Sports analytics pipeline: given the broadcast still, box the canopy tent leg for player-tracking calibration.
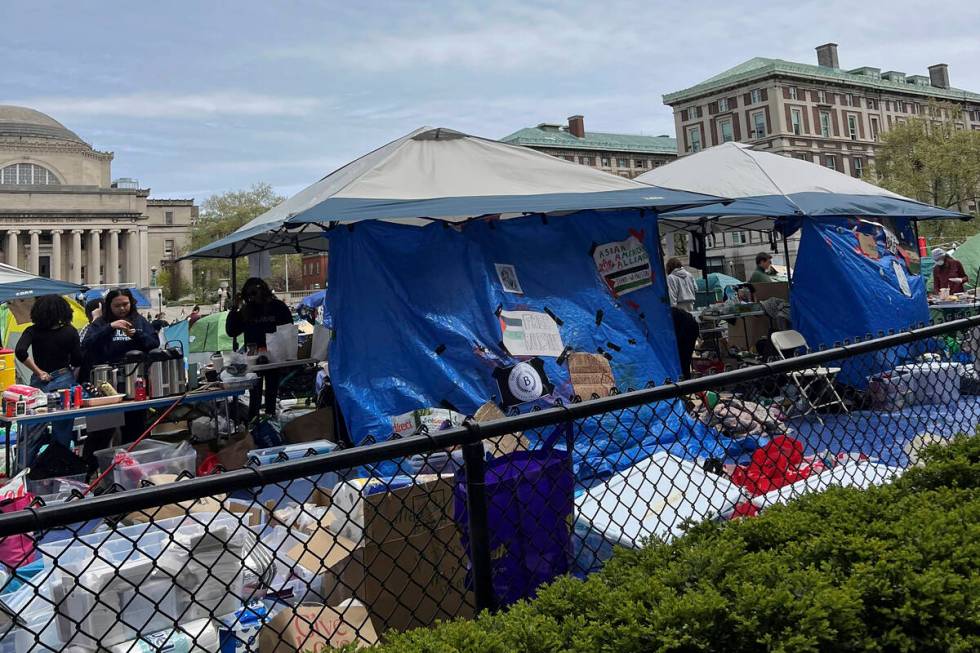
[230,245,238,351]
[782,231,793,289]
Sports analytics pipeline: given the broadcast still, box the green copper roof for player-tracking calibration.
[500,126,677,155]
[663,57,980,104]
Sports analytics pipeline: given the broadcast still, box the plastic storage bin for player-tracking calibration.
[892,362,963,406]
[38,515,249,649]
[247,439,336,466]
[101,441,196,490]
[94,438,176,474]
[26,474,88,504]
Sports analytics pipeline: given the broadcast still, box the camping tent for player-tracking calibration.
[0,296,88,383]
[637,143,966,386]
[189,311,233,353]
[82,286,152,309]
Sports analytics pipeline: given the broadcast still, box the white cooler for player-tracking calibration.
[891,362,964,406]
[572,452,745,574]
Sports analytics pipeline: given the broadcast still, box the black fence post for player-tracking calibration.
[461,439,495,613]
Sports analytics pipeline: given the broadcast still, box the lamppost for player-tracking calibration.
[150,265,158,287]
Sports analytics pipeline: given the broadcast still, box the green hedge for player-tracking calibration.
[375,437,980,652]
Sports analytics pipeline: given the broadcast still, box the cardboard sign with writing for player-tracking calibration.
[259,601,377,652]
[499,310,564,358]
[593,235,653,296]
[567,352,616,399]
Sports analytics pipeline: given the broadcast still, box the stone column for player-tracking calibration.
[107,229,120,285]
[87,229,102,286]
[70,230,83,284]
[28,230,41,275]
[127,229,139,285]
[6,230,19,269]
[50,230,63,280]
[138,228,150,287]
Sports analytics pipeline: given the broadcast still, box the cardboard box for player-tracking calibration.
[258,600,377,652]
[124,475,265,526]
[283,407,336,444]
[287,477,473,633]
[753,281,789,302]
[725,315,772,353]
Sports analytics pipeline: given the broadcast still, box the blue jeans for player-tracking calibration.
[28,369,76,464]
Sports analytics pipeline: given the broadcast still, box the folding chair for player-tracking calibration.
[770,330,849,424]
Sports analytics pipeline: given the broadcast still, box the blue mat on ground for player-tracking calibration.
[791,396,980,468]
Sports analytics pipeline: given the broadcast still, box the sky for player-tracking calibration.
[3,0,979,202]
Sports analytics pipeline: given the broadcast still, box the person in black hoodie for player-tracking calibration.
[80,288,160,471]
[226,277,293,419]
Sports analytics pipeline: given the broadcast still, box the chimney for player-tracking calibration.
[816,43,839,69]
[928,63,950,89]
[567,115,585,138]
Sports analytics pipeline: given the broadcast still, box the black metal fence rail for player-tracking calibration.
[0,314,978,651]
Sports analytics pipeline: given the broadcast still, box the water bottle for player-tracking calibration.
[134,376,147,401]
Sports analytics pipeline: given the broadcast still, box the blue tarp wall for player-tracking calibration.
[327,209,759,484]
[791,217,929,387]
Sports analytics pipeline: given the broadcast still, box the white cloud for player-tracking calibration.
[3,92,324,119]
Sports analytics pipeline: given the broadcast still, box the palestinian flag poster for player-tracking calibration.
[499,310,564,358]
[593,233,653,296]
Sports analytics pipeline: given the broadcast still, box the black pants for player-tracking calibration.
[671,307,699,380]
[82,409,148,475]
[248,370,281,421]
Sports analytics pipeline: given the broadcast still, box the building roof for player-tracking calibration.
[0,105,89,146]
[500,125,677,155]
[663,57,980,104]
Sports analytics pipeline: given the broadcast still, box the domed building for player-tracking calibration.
[0,105,195,288]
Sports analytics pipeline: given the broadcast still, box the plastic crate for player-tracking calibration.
[247,439,337,466]
[94,438,176,474]
[38,515,248,649]
[111,443,197,490]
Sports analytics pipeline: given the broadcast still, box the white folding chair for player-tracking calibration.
[770,330,849,424]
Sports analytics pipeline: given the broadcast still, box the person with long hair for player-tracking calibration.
[15,295,82,457]
[226,277,293,419]
[80,288,159,469]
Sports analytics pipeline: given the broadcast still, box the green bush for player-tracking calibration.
[375,437,980,652]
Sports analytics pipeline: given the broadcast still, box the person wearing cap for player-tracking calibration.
[748,252,777,284]
[932,248,969,294]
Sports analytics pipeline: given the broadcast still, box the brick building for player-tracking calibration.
[663,43,980,183]
[501,115,677,178]
[301,253,327,290]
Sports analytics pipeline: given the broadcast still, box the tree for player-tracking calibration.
[873,101,980,242]
[191,183,285,298]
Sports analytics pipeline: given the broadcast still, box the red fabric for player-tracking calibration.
[731,436,819,496]
[198,453,221,476]
[731,502,759,519]
[933,258,967,293]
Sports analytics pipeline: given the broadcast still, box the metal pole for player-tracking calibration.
[782,230,793,289]
[461,439,495,613]
[230,245,238,351]
[284,254,289,293]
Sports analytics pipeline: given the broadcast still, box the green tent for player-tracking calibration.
[189,311,234,353]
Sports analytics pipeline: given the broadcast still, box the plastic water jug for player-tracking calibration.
[0,349,15,393]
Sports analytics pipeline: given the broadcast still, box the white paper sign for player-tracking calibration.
[495,263,524,294]
[593,236,653,296]
[893,260,912,297]
[499,310,564,358]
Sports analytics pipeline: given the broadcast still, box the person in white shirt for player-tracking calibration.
[666,258,698,312]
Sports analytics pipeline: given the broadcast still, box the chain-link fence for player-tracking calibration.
[1,315,980,651]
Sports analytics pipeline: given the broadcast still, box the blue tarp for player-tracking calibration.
[82,286,152,309]
[791,218,929,387]
[327,209,751,482]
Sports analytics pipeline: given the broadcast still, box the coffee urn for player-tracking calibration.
[164,342,187,394]
[116,351,146,399]
[146,349,172,398]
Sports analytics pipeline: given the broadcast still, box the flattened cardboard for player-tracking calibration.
[258,600,377,652]
[283,407,336,444]
[567,352,616,399]
[473,401,528,457]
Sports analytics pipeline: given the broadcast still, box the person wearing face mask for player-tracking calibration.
[931,248,969,294]
[226,277,293,420]
[80,288,160,471]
